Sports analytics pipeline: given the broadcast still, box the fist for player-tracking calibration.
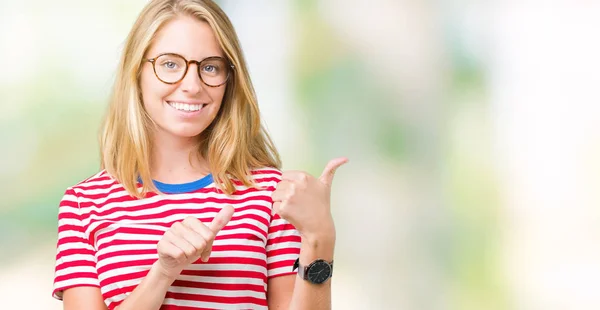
[271,157,348,240]
[155,205,234,279]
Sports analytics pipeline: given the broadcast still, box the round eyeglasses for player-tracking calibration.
[144,53,234,87]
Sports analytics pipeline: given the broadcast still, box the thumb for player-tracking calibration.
[208,205,235,233]
[318,157,348,186]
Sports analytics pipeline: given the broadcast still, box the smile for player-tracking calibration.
[167,101,207,112]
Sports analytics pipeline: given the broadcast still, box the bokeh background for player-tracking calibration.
[1,0,600,309]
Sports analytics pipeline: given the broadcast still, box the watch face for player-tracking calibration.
[307,260,332,284]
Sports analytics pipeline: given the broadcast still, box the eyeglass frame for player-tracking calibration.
[143,52,235,87]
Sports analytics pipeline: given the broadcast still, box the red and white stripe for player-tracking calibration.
[53,168,301,309]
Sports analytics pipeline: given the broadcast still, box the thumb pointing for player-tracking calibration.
[209,205,235,233]
[319,157,348,186]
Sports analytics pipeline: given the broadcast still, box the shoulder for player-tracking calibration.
[249,166,282,184]
[58,170,124,218]
[57,170,117,215]
[65,170,119,197]
[229,167,282,193]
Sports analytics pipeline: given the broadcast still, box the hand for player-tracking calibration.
[154,205,235,280]
[271,157,348,242]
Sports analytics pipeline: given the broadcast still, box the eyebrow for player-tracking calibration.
[150,52,225,59]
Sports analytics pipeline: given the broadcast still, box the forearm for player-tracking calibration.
[289,233,335,310]
[115,262,176,310]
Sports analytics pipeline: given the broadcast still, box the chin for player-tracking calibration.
[174,128,206,138]
[175,131,203,138]
[160,124,209,139]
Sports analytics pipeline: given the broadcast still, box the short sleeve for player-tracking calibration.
[266,214,302,279]
[52,187,100,300]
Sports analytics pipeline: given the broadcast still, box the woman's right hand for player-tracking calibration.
[154,205,235,280]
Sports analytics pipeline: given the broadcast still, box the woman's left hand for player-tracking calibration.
[271,157,348,242]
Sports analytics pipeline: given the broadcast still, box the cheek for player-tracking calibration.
[140,70,171,108]
[208,88,227,112]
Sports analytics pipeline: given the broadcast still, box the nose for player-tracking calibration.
[179,62,204,94]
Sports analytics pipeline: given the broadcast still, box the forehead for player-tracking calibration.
[147,15,223,59]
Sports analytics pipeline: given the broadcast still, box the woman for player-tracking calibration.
[52,0,346,309]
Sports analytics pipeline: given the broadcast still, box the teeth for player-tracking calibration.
[168,102,203,112]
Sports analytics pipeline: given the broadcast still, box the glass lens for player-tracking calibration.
[199,57,229,86]
[154,54,187,83]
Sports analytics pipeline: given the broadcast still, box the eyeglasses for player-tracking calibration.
[144,53,234,87]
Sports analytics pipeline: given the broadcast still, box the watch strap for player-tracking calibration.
[292,258,334,281]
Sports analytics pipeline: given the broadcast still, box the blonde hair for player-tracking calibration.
[100,0,281,198]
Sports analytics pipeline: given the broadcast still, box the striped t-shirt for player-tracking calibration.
[52,168,301,309]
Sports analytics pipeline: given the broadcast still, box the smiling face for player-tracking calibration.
[140,15,228,141]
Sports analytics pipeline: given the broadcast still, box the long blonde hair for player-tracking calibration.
[100,0,281,198]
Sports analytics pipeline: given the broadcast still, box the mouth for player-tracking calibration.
[166,101,207,113]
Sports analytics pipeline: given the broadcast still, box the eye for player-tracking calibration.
[163,61,179,70]
[203,64,217,73]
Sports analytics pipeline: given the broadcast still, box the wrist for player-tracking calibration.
[150,261,179,286]
[302,231,336,249]
[300,227,336,263]
[302,219,336,248]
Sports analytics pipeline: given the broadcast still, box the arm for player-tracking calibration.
[267,232,335,310]
[63,263,174,310]
[289,234,335,310]
[270,157,347,310]
[112,262,177,310]
[63,206,235,310]
[63,287,107,310]
[54,187,106,310]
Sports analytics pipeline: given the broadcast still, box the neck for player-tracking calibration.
[150,131,210,184]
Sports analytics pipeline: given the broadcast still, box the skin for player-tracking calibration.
[140,15,226,184]
[62,15,346,310]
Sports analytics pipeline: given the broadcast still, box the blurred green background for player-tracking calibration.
[1,1,600,309]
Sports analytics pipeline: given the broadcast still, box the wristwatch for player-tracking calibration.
[293,258,334,284]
